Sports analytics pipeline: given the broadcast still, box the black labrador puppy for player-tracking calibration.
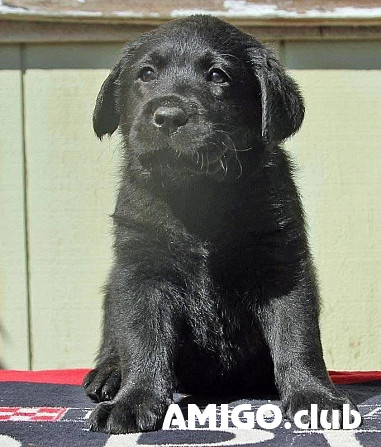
[84,15,355,433]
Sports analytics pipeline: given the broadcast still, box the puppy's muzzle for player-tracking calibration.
[153,106,188,133]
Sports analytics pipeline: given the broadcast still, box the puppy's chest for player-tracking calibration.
[164,183,272,241]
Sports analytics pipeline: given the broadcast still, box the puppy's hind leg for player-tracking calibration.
[83,290,121,402]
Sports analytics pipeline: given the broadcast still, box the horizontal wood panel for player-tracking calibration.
[1,19,381,44]
[285,40,381,69]
[2,0,381,23]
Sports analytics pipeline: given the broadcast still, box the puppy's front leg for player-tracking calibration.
[257,270,356,424]
[89,271,179,434]
[83,291,121,403]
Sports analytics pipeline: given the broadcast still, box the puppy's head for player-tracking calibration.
[93,15,304,179]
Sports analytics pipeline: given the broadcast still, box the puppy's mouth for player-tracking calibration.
[135,139,246,182]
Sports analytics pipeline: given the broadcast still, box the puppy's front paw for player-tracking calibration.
[283,389,359,428]
[89,390,170,434]
[83,361,121,402]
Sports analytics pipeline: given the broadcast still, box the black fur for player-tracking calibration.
[84,15,355,433]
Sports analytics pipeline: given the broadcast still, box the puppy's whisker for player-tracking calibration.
[212,122,242,133]
[219,156,228,176]
[234,152,243,179]
[221,135,243,178]
[212,123,233,128]
[220,140,231,158]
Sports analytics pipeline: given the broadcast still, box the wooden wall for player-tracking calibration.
[0,39,380,370]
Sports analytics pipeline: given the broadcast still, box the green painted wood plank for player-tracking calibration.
[24,45,122,369]
[285,70,381,370]
[0,45,30,369]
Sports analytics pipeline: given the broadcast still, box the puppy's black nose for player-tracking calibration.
[153,107,188,132]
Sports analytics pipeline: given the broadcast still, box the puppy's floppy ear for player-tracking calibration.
[93,62,121,139]
[93,40,143,139]
[248,46,305,143]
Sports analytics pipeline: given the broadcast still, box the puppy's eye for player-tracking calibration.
[208,68,229,84]
[139,67,156,82]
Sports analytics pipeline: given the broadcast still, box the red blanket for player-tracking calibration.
[0,368,380,385]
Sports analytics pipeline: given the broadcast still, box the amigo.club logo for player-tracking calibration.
[163,403,362,431]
